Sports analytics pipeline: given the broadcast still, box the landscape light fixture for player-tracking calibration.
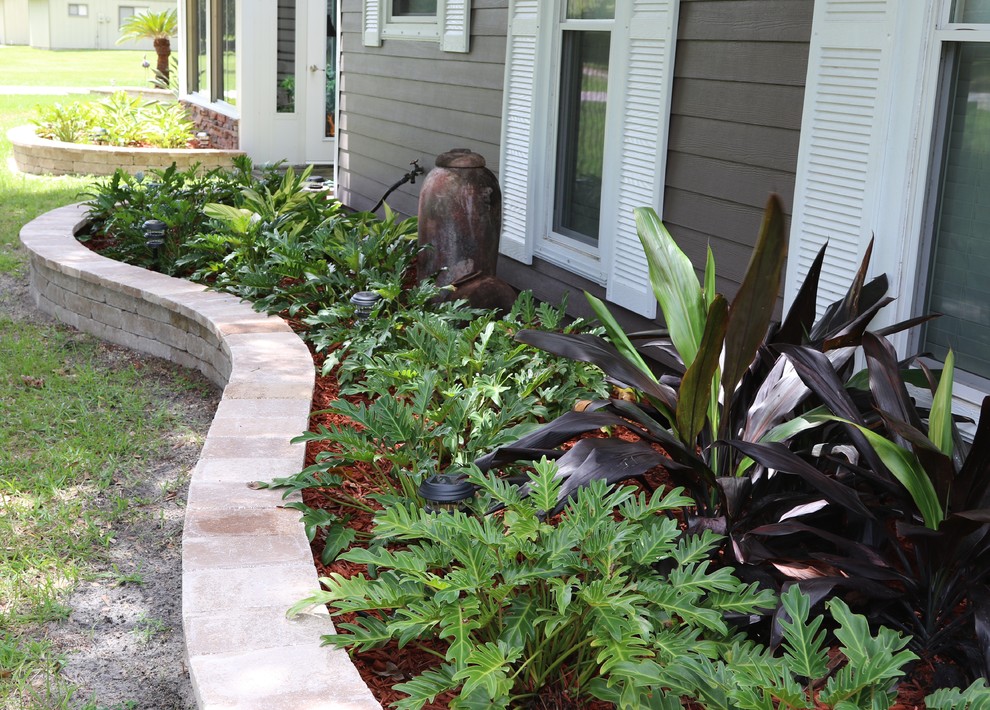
[91,127,109,145]
[195,131,211,147]
[349,291,381,320]
[303,175,330,193]
[142,219,167,269]
[418,473,475,514]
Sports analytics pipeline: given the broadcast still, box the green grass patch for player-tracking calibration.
[0,47,152,88]
[0,94,99,274]
[0,318,206,707]
[0,80,208,707]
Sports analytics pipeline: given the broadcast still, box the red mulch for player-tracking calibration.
[300,359,942,709]
[73,237,943,707]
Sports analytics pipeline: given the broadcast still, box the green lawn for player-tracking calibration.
[0,70,210,707]
[0,93,98,272]
[0,46,152,87]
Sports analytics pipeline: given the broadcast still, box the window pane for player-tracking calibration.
[553,30,609,245]
[566,0,614,20]
[951,0,990,22]
[221,0,236,104]
[392,0,436,16]
[276,0,295,113]
[924,43,990,378]
[190,0,208,94]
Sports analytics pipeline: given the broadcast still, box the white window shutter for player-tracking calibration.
[363,0,382,47]
[498,0,540,265]
[786,0,898,312]
[603,0,679,320]
[440,0,471,53]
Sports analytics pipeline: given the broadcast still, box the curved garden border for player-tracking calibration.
[20,203,381,710]
[8,125,244,177]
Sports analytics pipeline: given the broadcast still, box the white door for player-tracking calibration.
[305,0,337,164]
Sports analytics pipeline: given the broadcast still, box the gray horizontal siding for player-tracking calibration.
[336,0,811,328]
[664,0,812,303]
[336,0,507,216]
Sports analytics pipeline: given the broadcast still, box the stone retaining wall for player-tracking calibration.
[8,125,244,177]
[20,203,381,710]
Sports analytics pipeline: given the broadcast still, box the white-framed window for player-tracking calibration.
[917,3,990,387]
[118,6,149,29]
[68,4,88,16]
[363,0,470,52]
[498,0,680,318]
[185,0,236,106]
[788,0,990,417]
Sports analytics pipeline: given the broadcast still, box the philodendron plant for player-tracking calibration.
[290,462,775,709]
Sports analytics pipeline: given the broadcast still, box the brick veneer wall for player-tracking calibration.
[181,102,240,150]
[20,203,382,710]
[8,125,244,177]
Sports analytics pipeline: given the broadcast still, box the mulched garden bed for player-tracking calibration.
[295,349,935,709]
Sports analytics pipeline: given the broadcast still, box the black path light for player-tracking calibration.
[349,291,381,319]
[142,219,167,270]
[304,175,328,192]
[418,472,476,514]
[91,127,109,145]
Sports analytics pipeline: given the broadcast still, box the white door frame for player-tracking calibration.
[305,0,338,164]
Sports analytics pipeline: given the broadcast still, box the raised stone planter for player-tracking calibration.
[20,203,381,710]
[8,125,245,177]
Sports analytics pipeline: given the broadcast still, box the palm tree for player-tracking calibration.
[117,10,178,87]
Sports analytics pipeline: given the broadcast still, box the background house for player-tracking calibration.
[0,0,176,50]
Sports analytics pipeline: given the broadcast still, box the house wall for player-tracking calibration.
[664,0,811,301]
[503,0,813,328]
[335,0,812,329]
[26,0,48,47]
[335,0,507,216]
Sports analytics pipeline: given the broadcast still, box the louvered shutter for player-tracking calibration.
[498,0,540,264]
[785,0,898,310]
[363,0,382,47]
[440,0,471,53]
[603,0,678,319]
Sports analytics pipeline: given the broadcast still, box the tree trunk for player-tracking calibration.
[154,37,171,87]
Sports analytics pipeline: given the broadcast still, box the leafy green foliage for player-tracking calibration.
[32,101,92,143]
[291,464,775,708]
[81,161,245,273]
[286,295,609,516]
[664,586,916,710]
[33,91,194,148]
[926,679,990,709]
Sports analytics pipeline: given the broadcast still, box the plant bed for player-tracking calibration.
[71,163,990,708]
[8,124,243,177]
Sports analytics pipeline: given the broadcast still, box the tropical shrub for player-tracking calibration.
[747,334,990,683]
[290,464,776,709]
[116,9,177,86]
[478,197,915,546]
